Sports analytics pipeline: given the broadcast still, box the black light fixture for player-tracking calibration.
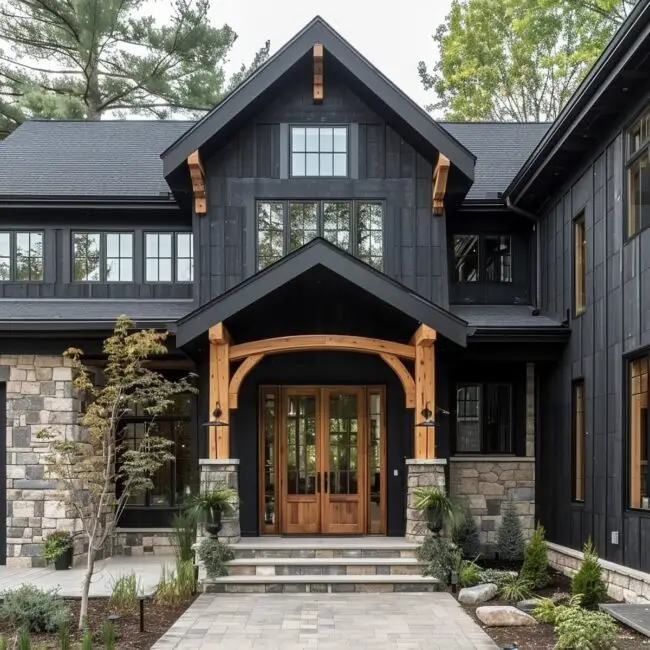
[416,402,437,428]
[203,402,228,427]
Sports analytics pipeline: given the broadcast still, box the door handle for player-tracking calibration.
[316,472,321,493]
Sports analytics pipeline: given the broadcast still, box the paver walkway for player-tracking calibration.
[152,592,498,650]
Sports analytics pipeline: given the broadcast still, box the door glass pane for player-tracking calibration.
[368,392,382,533]
[456,384,481,452]
[286,395,317,495]
[263,392,277,527]
[454,235,479,282]
[328,393,359,495]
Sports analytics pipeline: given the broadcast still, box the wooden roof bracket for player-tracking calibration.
[187,150,206,215]
[313,42,324,103]
[432,153,450,216]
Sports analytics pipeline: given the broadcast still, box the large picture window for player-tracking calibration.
[627,108,650,238]
[629,356,649,510]
[453,234,512,283]
[291,126,347,177]
[572,381,585,502]
[256,200,383,271]
[456,383,513,454]
[0,231,44,281]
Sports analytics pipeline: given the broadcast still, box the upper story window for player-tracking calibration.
[291,126,347,177]
[0,231,44,281]
[453,234,512,283]
[627,108,650,238]
[257,200,383,271]
[145,233,194,283]
[106,233,134,282]
[573,213,586,316]
[74,232,133,282]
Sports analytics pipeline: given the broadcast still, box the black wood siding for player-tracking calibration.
[200,67,449,308]
[536,93,650,571]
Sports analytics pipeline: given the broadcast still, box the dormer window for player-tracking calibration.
[291,126,347,177]
[453,234,512,284]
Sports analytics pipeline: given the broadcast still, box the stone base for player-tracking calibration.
[199,459,241,544]
[405,459,447,543]
[115,529,175,556]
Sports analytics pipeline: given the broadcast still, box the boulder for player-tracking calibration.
[458,583,498,605]
[517,598,541,613]
[476,605,537,627]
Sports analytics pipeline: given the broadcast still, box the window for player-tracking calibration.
[120,394,193,508]
[73,233,102,281]
[0,231,44,281]
[145,233,172,282]
[291,126,347,177]
[573,214,586,316]
[572,381,585,502]
[453,234,512,283]
[176,233,194,282]
[106,233,133,282]
[627,108,650,237]
[73,232,133,282]
[456,383,513,454]
[256,200,383,271]
[629,356,649,510]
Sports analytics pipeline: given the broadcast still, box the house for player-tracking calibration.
[0,4,649,599]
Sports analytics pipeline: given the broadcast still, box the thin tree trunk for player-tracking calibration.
[79,545,97,630]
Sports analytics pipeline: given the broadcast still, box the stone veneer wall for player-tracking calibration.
[2,354,83,567]
[405,459,447,543]
[114,529,175,556]
[449,458,535,553]
[199,459,241,544]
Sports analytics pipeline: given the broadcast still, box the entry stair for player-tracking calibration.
[202,537,441,593]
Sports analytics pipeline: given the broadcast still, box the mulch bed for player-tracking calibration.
[0,597,196,649]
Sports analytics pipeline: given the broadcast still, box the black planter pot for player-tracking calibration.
[204,507,223,537]
[54,547,73,571]
[426,507,444,537]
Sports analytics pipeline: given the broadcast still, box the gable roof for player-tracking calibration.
[174,237,468,347]
[161,16,475,183]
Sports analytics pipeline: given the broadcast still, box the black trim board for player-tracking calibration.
[174,238,468,347]
[161,17,475,183]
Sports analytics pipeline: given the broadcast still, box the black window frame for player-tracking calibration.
[290,125,349,178]
[454,381,514,455]
[0,230,45,282]
[255,199,384,271]
[144,231,194,284]
[626,107,650,240]
[627,353,650,512]
[72,231,134,283]
[452,233,513,285]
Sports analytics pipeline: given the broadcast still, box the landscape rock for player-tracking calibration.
[517,598,541,613]
[476,605,537,627]
[458,583,498,605]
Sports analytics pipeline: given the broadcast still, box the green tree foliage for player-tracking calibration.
[37,316,195,628]
[452,506,481,559]
[0,0,270,136]
[571,539,608,608]
[521,522,550,588]
[418,0,637,121]
[496,499,524,562]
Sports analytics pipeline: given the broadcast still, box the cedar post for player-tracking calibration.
[412,324,437,459]
[208,323,231,459]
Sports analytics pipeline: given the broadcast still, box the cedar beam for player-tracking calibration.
[313,43,324,103]
[187,150,206,215]
[208,322,231,458]
[379,353,416,408]
[432,153,450,216]
[229,353,264,409]
[413,324,436,459]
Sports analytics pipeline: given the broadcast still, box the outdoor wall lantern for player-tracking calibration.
[202,403,228,427]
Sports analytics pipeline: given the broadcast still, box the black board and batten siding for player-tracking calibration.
[199,64,449,309]
[537,93,650,572]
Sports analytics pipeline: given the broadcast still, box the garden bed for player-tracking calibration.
[0,596,196,649]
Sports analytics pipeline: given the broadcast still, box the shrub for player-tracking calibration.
[554,605,618,649]
[0,636,5,650]
[532,594,583,625]
[496,499,524,562]
[108,572,140,614]
[43,531,73,564]
[499,574,532,604]
[18,630,30,650]
[452,507,481,559]
[571,540,608,609]
[197,538,234,579]
[459,561,482,587]
[520,523,549,588]
[170,510,197,564]
[0,584,70,633]
[477,568,516,587]
[102,620,116,650]
[416,535,461,582]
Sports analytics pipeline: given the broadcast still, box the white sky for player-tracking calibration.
[214,0,453,109]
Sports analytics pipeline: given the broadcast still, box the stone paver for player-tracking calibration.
[152,592,498,649]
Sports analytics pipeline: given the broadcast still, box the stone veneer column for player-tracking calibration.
[405,459,447,543]
[199,459,240,543]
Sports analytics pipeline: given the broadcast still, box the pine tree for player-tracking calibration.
[452,506,481,559]
[521,522,549,588]
[496,498,524,562]
[571,539,608,609]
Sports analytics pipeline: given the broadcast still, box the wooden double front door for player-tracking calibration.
[260,386,385,535]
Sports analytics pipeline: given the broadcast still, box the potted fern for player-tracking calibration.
[187,488,237,537]
[412,487,463,536]
[44,530,74,570]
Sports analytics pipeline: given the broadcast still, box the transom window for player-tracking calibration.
[453,234,512,283]
[456,383,513,454]
[0,231,44,281]
[257,200,383,271]
[627,108,650,238]
[291,126,347,177]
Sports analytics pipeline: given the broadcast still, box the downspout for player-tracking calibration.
[505,196,541,312]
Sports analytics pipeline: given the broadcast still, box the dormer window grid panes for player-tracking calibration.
[453,234,512,284]
[73,233,102,282]
[106,233,134,282]
[176,233,194,282]
[0,231,44,281]
[291,126,347,177]
[145,233,173,282]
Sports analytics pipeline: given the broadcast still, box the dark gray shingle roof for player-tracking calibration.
[440,122,551,201]
[450,304,563,329]
[0,120,192,198]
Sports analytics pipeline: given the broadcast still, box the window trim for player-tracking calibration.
[572,213,586,317]
[452,233,513,285]
[289,125,349,178]
[572,380,585,503]
[144,231,174,284]
[626,106,650,240]
[0,230,45,282]
[627,353,650,512]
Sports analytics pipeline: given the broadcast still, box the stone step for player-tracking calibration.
[233,540,418,560]
[204,574,440,594]
[227,556,424,576]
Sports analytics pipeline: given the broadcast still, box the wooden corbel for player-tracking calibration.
[432,153,450,216]
[187,150,206,215]
[313,43,324,103]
